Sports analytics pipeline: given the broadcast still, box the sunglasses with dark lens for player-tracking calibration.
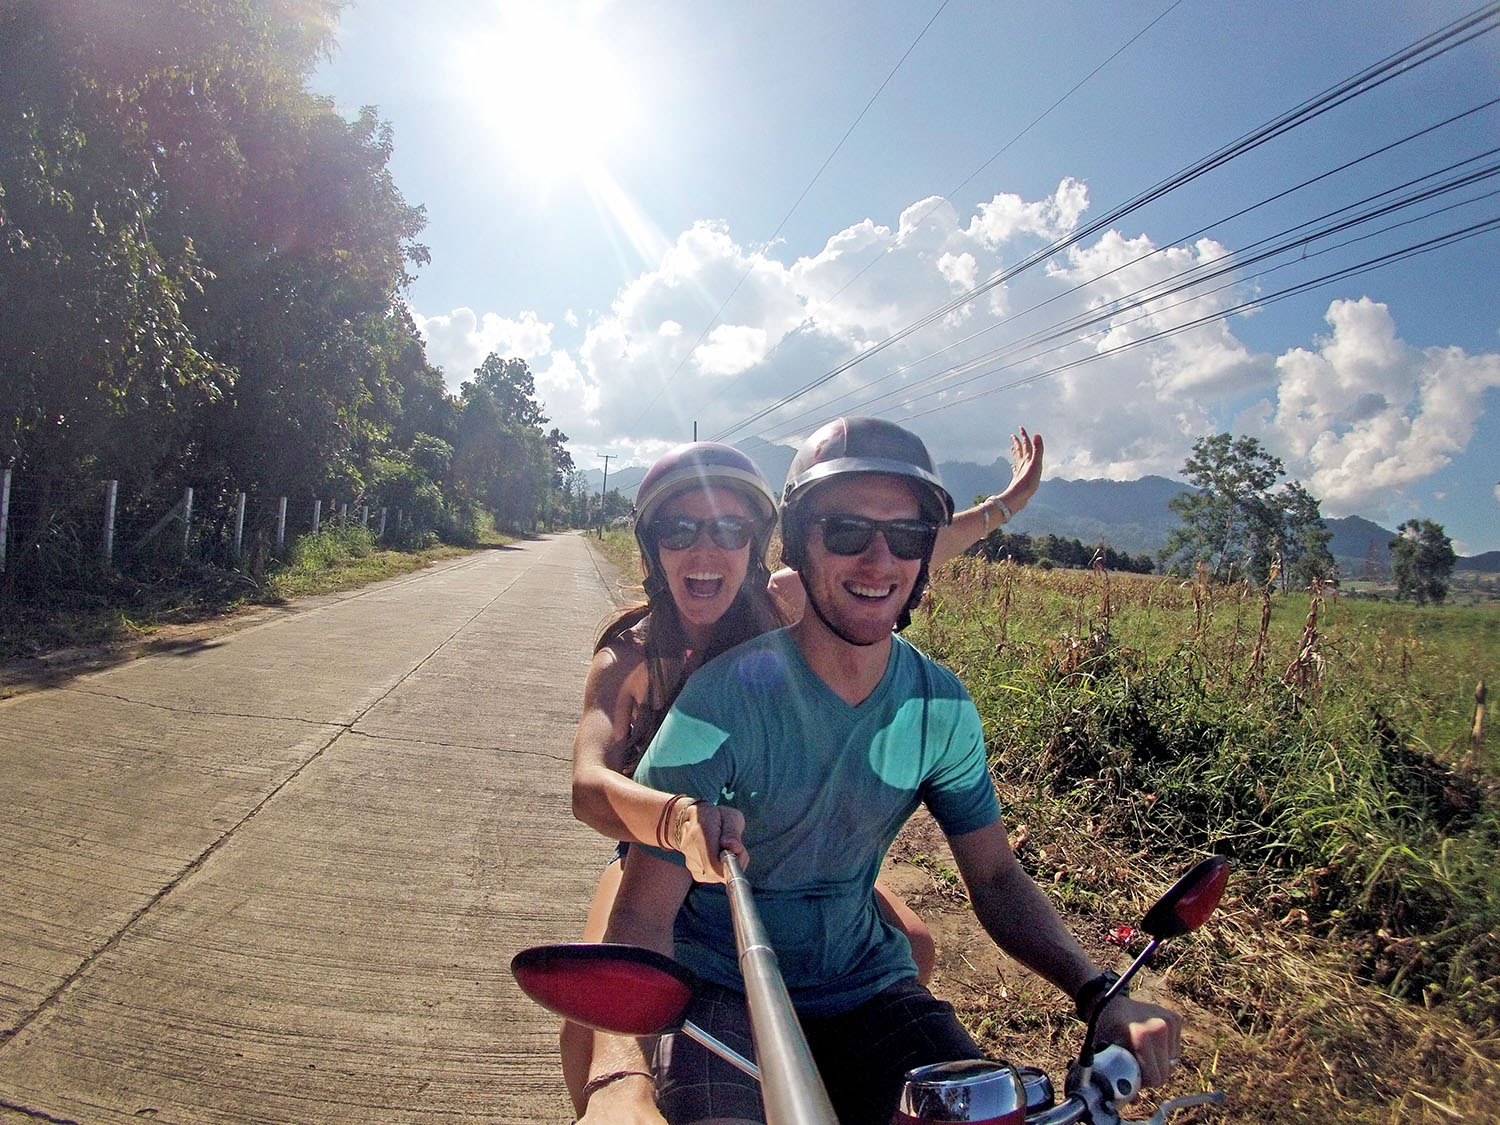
[814,515,938,560]
[651,514,756,551]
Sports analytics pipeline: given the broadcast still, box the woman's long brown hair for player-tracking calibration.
[595,545,783,763]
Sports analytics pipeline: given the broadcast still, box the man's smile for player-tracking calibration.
[846,579,899,600]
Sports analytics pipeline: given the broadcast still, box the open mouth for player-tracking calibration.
[684,572,727,599]
[845,580,898,602]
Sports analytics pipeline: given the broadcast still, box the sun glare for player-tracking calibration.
[455,6,638,186]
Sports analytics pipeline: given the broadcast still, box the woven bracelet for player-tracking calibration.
[581,1068,653,1101]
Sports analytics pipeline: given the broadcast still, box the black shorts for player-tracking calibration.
[654,976,983,1123]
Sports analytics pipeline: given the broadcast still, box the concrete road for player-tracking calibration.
[0,534,622,1123]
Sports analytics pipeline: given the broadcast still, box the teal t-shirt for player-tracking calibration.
[634,628,1000,1016]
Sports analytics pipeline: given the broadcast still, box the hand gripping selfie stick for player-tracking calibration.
[721,850,839,1124]
[509,853,837,1123]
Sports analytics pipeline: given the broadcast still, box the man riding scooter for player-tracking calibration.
[580,417,1183,1124]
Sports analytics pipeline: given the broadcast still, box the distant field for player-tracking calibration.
[911,559,1498,1123]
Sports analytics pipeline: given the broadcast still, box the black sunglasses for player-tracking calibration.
[814,515,937,560]
[651,514,756,551]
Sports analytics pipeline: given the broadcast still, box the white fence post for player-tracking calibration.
[103,480,118,567]
[360,505,369,528]
[0,468,10,573]
[233,492,246,557]
[182,487,193,553]
[312,499,322,535]
[277,496,287,548]
[378,507,387,539]
[339,502,347,526]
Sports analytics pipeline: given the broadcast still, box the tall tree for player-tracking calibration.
[468,354,547,429]
[0,0,468,596]
[0,0,237,568]
[453,355,565,532]
[1162,433,1336,588]
[1390,519,1456,605]
[1279,480,1337,591]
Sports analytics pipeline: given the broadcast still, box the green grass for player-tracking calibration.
[597,527,641,577]
[0,523,494,663]
[909,559,1500,1122]
[264,524,473,598]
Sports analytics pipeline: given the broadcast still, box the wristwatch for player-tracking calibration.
[1074,970,1127,1021]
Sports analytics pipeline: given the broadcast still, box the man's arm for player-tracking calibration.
[577,846,695,1124]
[947,820,1182,1086]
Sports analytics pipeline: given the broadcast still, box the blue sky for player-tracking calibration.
[312,0,1500,553]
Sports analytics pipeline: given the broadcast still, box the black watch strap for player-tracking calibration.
[1074,970,1126,1021]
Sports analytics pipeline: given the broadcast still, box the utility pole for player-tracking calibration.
[598,454,613,539]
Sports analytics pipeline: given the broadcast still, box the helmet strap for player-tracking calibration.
[895,562,931,633]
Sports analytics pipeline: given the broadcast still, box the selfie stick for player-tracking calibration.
[721,850,838,1124]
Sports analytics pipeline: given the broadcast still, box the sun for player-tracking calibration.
[453,6,638,186]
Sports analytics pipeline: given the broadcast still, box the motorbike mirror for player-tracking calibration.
[510,943,699,1036]
[1140,855,1229,940]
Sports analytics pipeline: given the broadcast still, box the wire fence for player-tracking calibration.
[0,467,412,591]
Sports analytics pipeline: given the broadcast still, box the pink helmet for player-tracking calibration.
[634,442,777,534]
[633,442,778,602]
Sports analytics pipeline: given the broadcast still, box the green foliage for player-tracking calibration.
[265,522,448,598]
[453,354,572,533]
[601,487,633,525]
[972,527,1155,573]
[1391,518,1457,605]
[0,2,574,605]
[285,524,376,570]
[1162,433,1336,588]
[914,560,1500,1033]
[366,448,474,548]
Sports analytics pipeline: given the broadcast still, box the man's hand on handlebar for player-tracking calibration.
[675,801,749,883]
[1095,995,1182,1087]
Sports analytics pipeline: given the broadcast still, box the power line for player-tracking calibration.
[710,0,1500,443]
[846,197,1500,425]
[754,127,1500,438]
[628,0,952,428]
[894,212,1500,422]
[758,150,1500,438]
[685,0,1185,431]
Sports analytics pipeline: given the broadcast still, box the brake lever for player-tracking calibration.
[1142,1090,1228,1125]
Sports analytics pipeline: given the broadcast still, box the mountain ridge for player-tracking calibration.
[583,445,1494,570]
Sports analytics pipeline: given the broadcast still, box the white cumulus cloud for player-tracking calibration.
[419,185,1499,529]
[694,324,770,377]
[1049,232,1262,397]
[937,251,978,292]
[413,307,553,387]
[1264,298,1500,514]
[967,177,1088,247]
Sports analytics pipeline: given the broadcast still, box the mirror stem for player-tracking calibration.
[1078,936,1161,1071]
